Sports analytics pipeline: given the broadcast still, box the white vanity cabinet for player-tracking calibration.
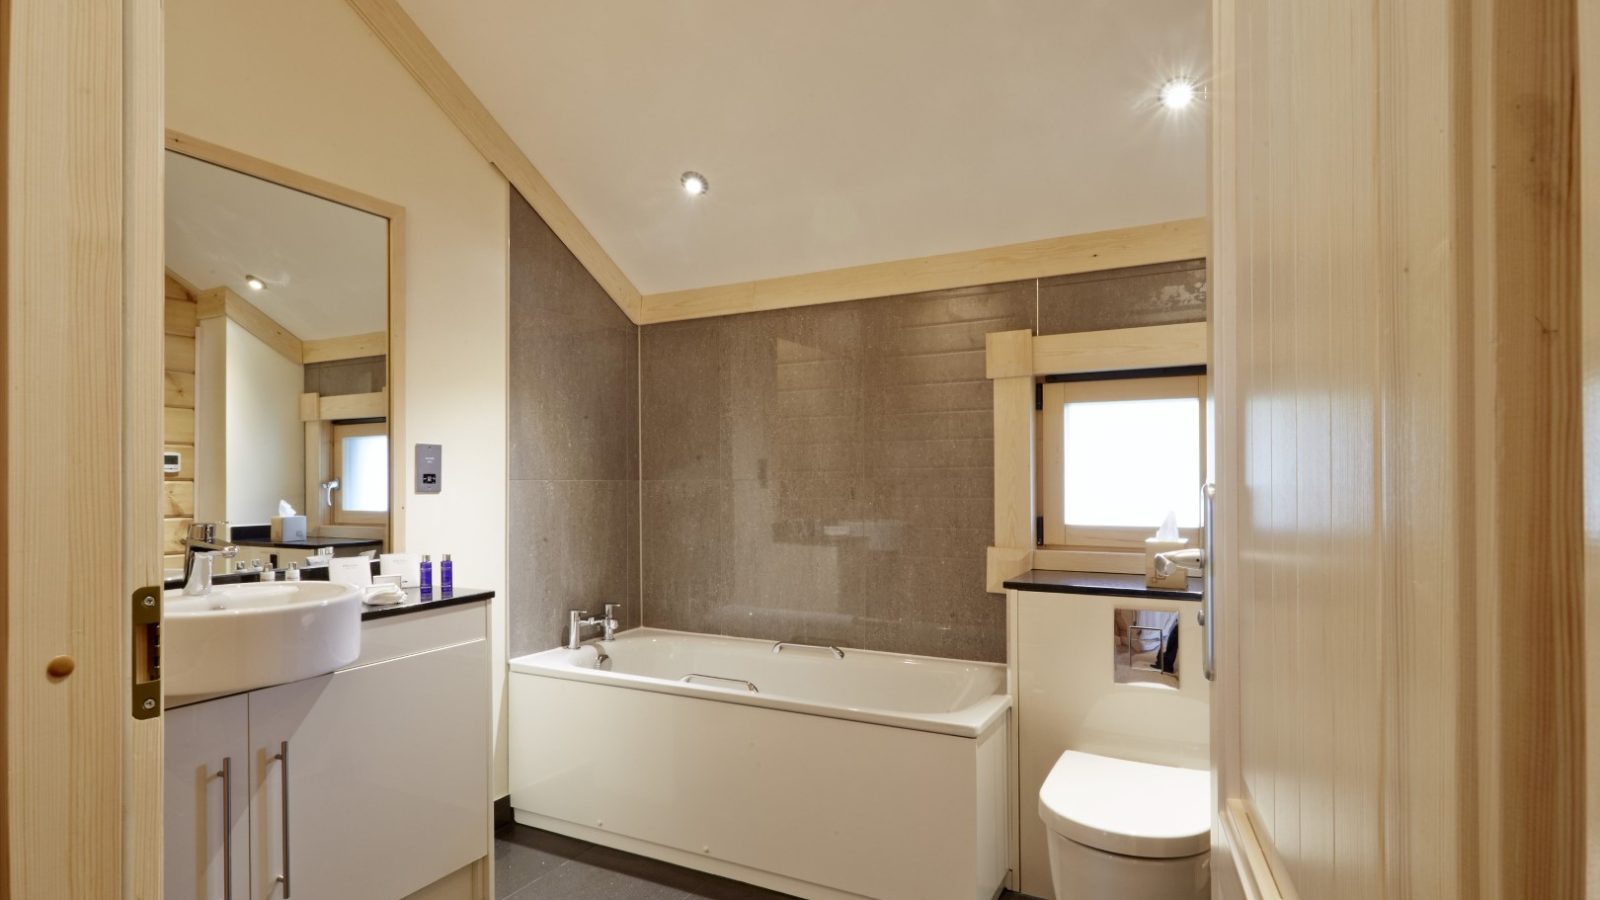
[165,694,251,900]
[165,600,492,900]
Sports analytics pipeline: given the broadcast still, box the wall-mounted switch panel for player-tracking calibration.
[415,443,442,494]
[162,450,182,475]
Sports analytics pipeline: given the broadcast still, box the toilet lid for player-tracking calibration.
[1038,751,1211,859]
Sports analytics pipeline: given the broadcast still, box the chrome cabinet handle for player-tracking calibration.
[1202,482,1217,681]
[273,741,292,898]
[217,756,233,900]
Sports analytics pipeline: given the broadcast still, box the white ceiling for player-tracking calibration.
[397,0,1208,295]
[166,151,389,341]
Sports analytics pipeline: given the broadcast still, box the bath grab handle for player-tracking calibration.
[771,641,845,659]
[680,673,760,693]
[217,756,233,900]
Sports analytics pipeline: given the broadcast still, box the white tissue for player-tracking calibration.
[1154,510,1181,541]
[278,499,297,517]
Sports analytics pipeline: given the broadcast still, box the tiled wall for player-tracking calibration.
[506,225,1205,662]
[637,260,1206,663]
[506,193,639,656]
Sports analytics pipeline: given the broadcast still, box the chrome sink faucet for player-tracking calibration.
[183,522,233,580]
[184,547,239,596]
[567,603,622,649]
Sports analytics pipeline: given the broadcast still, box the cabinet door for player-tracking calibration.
[165,695,250,900]
[248,639,490,900]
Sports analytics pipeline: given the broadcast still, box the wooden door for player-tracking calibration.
[1209,0,1582,896]
[3,1,165,897]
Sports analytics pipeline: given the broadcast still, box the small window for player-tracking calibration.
[331,421,388,526]
[1039,373,1205,550]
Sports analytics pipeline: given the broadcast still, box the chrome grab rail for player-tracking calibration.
[680,673,759,693]
[274,741,292,897]
[771,641,844,659]
[217,756,233,900]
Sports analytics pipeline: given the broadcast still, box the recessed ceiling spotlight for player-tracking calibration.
[680,171,709,197]
[244,274,266,291]
[1159,78,1198,110]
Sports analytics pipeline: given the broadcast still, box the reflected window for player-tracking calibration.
[333,421,388,524]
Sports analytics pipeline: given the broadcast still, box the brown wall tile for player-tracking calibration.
[1037,258,1207,335]
[507,189,640,656]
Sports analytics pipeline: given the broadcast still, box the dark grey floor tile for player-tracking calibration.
[506,848,689,900]
[494,826,589,899]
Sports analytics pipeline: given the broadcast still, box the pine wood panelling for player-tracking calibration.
[163,481,196,520]
[164,370,196,409]
[644,218,1207,324]
[164,274,198,562]
[163,519,194,556]
[165,333,196,374]
[164,297,196,335]
[163,406,195,445]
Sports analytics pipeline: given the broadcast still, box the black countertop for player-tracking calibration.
[232,537,384,550]
[1003,569,1202,601]
[361,586,493,621]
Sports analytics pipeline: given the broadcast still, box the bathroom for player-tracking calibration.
[2,1,1592,899]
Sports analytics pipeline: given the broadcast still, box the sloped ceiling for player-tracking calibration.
[396,0,1208,295]
[166,150,389,340]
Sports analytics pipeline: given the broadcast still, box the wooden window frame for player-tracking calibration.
[330,420,390,527]
[1037,374,1207,551]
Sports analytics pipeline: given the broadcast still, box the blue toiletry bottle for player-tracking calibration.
[419,554,433,598]
[441,553,453,595]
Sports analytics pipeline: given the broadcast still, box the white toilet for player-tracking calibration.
[1038,751,1211,899]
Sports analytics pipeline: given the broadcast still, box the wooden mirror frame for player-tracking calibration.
[164,130,407,551]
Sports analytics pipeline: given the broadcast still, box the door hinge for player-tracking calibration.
[1035,516,1044,547]
[1035,383,1043,411]
[131,585,161,720]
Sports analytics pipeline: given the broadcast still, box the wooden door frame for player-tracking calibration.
[4,0,165,897]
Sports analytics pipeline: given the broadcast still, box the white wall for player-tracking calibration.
[168,0,512,794]
[224,320,306,524]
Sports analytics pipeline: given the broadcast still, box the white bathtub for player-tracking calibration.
[508,628,1012,900]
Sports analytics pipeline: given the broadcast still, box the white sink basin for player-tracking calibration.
[164,581,362,704]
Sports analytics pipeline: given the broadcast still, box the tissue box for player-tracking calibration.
[1144,537,1190,589]
[271,515,307,543]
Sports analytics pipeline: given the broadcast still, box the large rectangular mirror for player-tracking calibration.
[162,135,402,581]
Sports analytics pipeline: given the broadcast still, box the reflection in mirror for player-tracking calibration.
[1114,608,1180,689]
[163,149,390,580]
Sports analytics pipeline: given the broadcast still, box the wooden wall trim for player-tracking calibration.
[303,331,385,364]
[641,217,1208,325]
[194,285,304,364]
[341,0,644,323]
[1031,322,1206,377]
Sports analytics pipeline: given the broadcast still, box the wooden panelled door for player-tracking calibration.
[1208,0,1583,896]
[4,1,165,898]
